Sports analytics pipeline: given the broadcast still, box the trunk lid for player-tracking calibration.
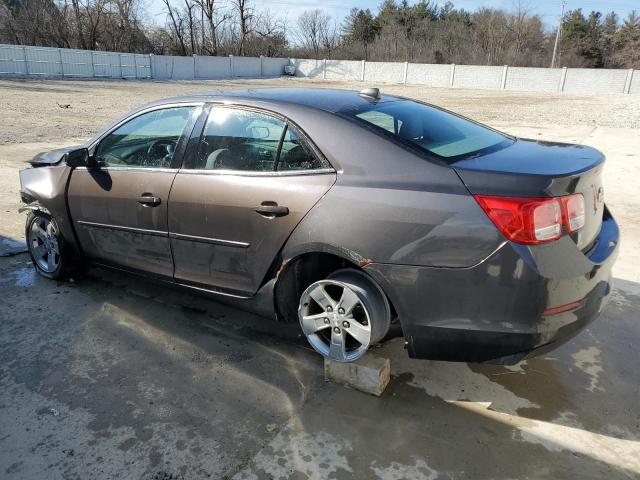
[452,139,605,250]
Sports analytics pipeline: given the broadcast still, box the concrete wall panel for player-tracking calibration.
[326,60,362,81]
[23,46,62,76]
[630,70,640,94]
[406,63,451,86]
[505,67,562,92]
[365,61,404,83]
[563,68,629,94]
[58,49,90,77]
[232,56,261,77]
[0,45,27,75]
[293,59,322,77]
[195,56,231,79]
[262,57,288,76]
[453,65,503,89]
[168,56,195,80]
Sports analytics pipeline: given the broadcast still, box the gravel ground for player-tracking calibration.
[1,77,640,146]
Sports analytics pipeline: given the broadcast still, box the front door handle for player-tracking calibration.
[137,194,161,207]
[255,202,289,218]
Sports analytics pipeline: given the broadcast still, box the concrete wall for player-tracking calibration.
[563,68,629,94]
[0,44,284,80]
[194,56,231,79]
[365,61,405,83]
[406,63,451,87]
[326,60,362,81]
[231,56,260,77]
[293,59,323,78]
[453,65,504,89]
[630,71,640,95]
[262,57,290,76]
[295,58,639,95]
[0,44,150,78]
[504,67,563,92]
[2,44,640,95]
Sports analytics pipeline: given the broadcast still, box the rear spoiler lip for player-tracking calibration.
[451,138,605,177]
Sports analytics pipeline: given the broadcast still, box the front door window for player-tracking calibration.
[95,106,195,168]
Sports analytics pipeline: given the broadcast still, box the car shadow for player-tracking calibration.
[88,265,640,443]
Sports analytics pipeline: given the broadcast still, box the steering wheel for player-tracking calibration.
[146,140,175,166]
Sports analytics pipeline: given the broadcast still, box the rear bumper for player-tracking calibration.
[367,208,620,364]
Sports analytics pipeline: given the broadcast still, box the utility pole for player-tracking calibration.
[551,1,566,68]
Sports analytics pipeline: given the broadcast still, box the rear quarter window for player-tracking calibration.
[346,100,512,161]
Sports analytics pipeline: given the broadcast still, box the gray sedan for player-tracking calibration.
[19,88,619,364]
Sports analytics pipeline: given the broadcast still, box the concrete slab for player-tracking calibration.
[324,354,390,396]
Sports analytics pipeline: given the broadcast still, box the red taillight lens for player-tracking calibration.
[561,193,585,233]
[473,195,563,244]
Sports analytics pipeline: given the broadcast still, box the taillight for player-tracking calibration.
[561,194,585,232]
[474,194,584,245]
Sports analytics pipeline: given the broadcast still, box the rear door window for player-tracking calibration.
[277,126,330,171]
[193,106,331,172]
[195,107,284,172]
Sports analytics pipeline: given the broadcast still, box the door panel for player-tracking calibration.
[67,168,176,276]
[168,172,336,295]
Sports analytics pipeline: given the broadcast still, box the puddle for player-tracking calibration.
[0,265,37,287]
[0,238,27,257]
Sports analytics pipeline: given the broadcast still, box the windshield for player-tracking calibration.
[341,100,511,161]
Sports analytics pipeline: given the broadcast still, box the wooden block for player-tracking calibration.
[324,354,391,396]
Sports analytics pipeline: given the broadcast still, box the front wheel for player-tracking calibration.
[26,212,82,280]
[298,269,391,362]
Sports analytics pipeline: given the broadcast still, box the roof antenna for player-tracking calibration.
[359,87,380,100]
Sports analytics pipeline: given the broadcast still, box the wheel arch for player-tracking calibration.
[273,245,398,325]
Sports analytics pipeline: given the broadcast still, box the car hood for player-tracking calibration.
[29,145,85,167]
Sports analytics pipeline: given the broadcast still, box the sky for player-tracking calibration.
[143,0,640,32]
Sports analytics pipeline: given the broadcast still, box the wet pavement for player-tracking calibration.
[1,253,638,479]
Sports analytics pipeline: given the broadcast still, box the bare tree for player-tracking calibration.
[232,0,254,55]
[254,10,286,56]
[0,0,636,69]
[162,0,188,54]
[296,10,322,59]
[193,0,228,55]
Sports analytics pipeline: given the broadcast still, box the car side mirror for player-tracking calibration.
[65,148,89,167]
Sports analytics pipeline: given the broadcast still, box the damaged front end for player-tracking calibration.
[19,146,87,253]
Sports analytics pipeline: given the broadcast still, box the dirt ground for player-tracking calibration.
[0,78,639,479]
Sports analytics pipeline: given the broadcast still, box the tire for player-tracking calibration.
[298,268,391,362]
[25,212,84,281]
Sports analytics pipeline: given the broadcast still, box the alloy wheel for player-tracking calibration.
[298,270,390,362]
[28,216,60,273]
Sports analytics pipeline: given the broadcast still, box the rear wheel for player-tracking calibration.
[298,269,390,362]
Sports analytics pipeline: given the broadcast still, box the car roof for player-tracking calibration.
[151,88,405,114]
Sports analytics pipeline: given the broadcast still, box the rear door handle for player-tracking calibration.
[255,202,289,218]
[137,194,161,207]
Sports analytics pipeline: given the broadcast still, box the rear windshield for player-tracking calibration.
[341,100,511,161]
